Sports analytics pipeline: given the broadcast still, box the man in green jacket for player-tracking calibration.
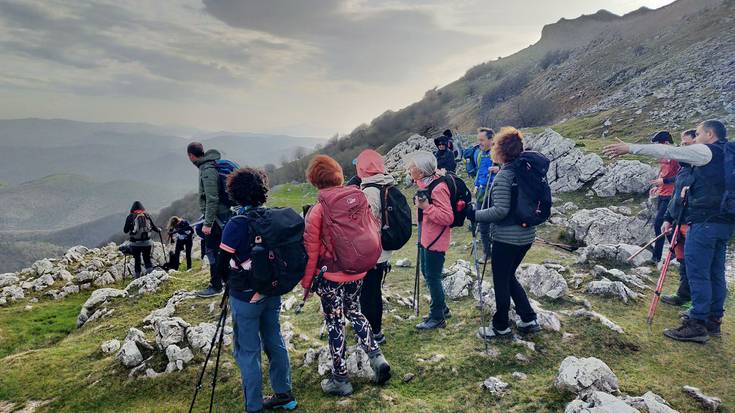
[187,142,233,297]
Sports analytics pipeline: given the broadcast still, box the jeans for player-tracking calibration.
[130,245,152,275]
[684,222,734,321]
[421,248,447,321]
[653,196,671,262]
[317,279,379,378]
[359,263,388,334]
[205,223,223,290]
[491,241,536,331]
[230,295,292,413]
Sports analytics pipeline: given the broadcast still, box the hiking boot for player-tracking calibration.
[262,392,297,410]
[661,294,690,307]
[321,376,353,396]
[196,286,223,298]
[517,319,541,335]
[416,318,446,330]
[134,271,142,279]
[663,319,709,343]
[706,318,722,338]
[373,332,386,345]
[422,308,452,321]
[477,326,512,341]
[369,353,391,385]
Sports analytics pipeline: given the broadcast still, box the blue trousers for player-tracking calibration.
[684,222,734,321]
[230,295,292,413]
[421,248,447,321]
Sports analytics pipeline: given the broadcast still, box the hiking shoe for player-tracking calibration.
[477,326,512,341]
[422,308,452,322]
[706,318,722,338]
[373,332,386,345]
[321,377,353,396]
[369,353,392,385]
[663,319,709,343]
[415,318,446,330]
[196,286,223,298]
[134,271,142,279]
[661,294,690,307]
[262,392,297,410]
[517,319,541,335]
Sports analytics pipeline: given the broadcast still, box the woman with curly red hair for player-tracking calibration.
[302,155,391,396]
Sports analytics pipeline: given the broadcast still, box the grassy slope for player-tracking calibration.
[1,184,733,413]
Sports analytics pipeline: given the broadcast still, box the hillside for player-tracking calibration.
[270,0,735,184]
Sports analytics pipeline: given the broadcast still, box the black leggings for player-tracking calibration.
[491,241,536,331]
[130,245,153,276]
[170,238,193,270]
[359,262,389,334]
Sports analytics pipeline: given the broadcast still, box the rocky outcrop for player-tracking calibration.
[682,386,722,412]
[441,260,476,300]
[482,377,509,396]
[592,265,649,291]
[555,356,619,396]
[524,129,605,193]
[384,134,435,182]
[516,264,568,300]
[303,345,375,380]
[567,207,654,246]
[577,244,652,267]
[125,270,170,296]
[586,278,640,303]
[592,160,657,197]
[77,288,128,328]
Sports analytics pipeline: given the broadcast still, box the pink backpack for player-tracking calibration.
[318,186,382,275]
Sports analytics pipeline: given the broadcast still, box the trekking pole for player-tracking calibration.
[647,201,686,325]
[471,222,490,355]
[188,292,228,413]
[413,242,421,317]
[208,295,229,413]
[534,237,577,253]
[295,266,328,314]
[627,232,668,263]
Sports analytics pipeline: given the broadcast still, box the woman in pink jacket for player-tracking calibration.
[301,155,391,396]
[408,151,455,330]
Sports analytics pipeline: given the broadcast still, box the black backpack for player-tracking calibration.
[229,208,307,296]
[215,159,240,207]
[363,184,412,251]
[424,173,473,228]
[500,151,552,228]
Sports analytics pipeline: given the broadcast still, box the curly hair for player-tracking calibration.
[226,167,269,207]
[306,155,344,189]
[493,127,524,163]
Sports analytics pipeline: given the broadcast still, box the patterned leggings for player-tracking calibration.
[317,279,379,379]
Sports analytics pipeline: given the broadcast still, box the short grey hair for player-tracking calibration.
[406,150,437,177]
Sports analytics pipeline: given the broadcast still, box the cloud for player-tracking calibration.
[202,0,486,82]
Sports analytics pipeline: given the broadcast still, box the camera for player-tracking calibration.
[415,189,430,204]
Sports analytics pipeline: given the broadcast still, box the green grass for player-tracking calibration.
[1,184,734,412]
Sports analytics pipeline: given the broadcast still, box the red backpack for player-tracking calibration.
[318,186,382,275]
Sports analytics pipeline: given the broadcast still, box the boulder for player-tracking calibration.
[64,245,89,263]
[682,386,722,412]
[125,328,154,351]
[592,266,648,290]
[101,339,121,354]
[586,278,640,303]
[2,285,25,302]
[572,309,625,334]
[75,271,96,284]
[57,269,74,283]
[555,356,619,396]
[304,346,375,379]
[516,264,568,299]
[577,244,652,268]
[482,377,509,396]
[0,273,19,288]
[77,288,127,328]
[187,322,217,353]
[592,160,657,197]
[624,391,679,413]
[93,272,116,287]
[124,270,170,296]
[117,340,143,368]
[394,259,412,268]
[384,134,436,180]
[165,345,194,373]
[32,274,55,291]
[568,208,653,246]
[62,284,80,295]
[153,317,190,350]
[442,271,473,300]
[32,259,54,276]
[565,391,639,413]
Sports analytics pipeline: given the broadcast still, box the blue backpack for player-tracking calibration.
[463,145,479,177]
[215,159,240,207]
[720,141,735,215]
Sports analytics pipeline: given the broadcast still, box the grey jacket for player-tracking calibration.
[475,166,536,246]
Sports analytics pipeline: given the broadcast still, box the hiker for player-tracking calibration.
[408,151,454,329]
[215,167,297,413]
[301,155,391,396]
[165,216,194,271]
[434,135,457,173]
[356,149,396,345]
[442,129,459,159]
[465,127,541,340]
[649,131,680,267]
[661,130,696,307]
[187,142,236,298]
[123,201,161,278]
[474,127,500,260]
[463,130,483,179]
[603,120,733,343]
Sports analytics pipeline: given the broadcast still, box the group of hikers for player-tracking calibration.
[118,119,731,413]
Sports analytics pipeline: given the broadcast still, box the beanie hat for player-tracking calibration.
[651,131,673,144]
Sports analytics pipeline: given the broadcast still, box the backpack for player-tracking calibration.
[231,208,307,296]
[131,213,152,240]
[215,159,240,207]
[423,173,473,228]
[500,151,552,228]
[720,141,735,215]
[317,186,382,274]
[363,184,412,251]
[463,145,479,177]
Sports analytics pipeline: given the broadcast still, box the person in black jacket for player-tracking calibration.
[123,201,161,278]
[166,216,194,271]
[434,135,457,173]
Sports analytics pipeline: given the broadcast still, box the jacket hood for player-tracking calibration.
[130,201,144,213]
[195,149,221,166]
[356,149,386,179]
[360,172,395,187]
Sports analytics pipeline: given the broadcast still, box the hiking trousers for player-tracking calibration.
[421,248,448,321]
[205,223,223,290]
[653,197,672,262]
[491,241,536,331]
[130,245,152,276]
[673,224,690,300]
[171,238,193,270]
[230,295,292,413]
[684,222,734,321]
[359,262,389,335]
[317,279,380,379]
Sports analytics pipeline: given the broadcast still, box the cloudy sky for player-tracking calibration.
[0,0,675,137]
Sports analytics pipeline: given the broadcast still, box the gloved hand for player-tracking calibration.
[465,202,476,222]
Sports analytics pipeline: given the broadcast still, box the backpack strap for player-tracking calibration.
[421,176,452,248]
[362,183,388,225]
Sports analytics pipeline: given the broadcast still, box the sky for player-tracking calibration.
[0,0,676,137]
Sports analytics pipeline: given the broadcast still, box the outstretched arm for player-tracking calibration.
[603,142,712,166]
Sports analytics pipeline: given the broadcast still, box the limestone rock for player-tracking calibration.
[93,272,116,287]
[516,264,568,299]
[165,345,194,373]
[577,244,652,268]
[32,274,55,291]
[572,309,625,334]
[682,386,722,412]
[394,259,412,268]
[2,285,25,302]
[384,134,436,181]
[187,322,217,353]
[77,288,127,328]
[482,377,509,396]
[0,273,19,288]
[568,208,653,246]
[442,271,473,300]
[124,270,170,296]
[32,259,54,276]
[75,271,96,284]
[117,340,143,368]
[586,278,640,303]
[153,317,190,350]
[624,391,679,413]
[565,391,639,413]
[304,346,375,379]
[592,160,657,197]
[592,266,648,290]
[555,356,619,396]
[101,339,121,354]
